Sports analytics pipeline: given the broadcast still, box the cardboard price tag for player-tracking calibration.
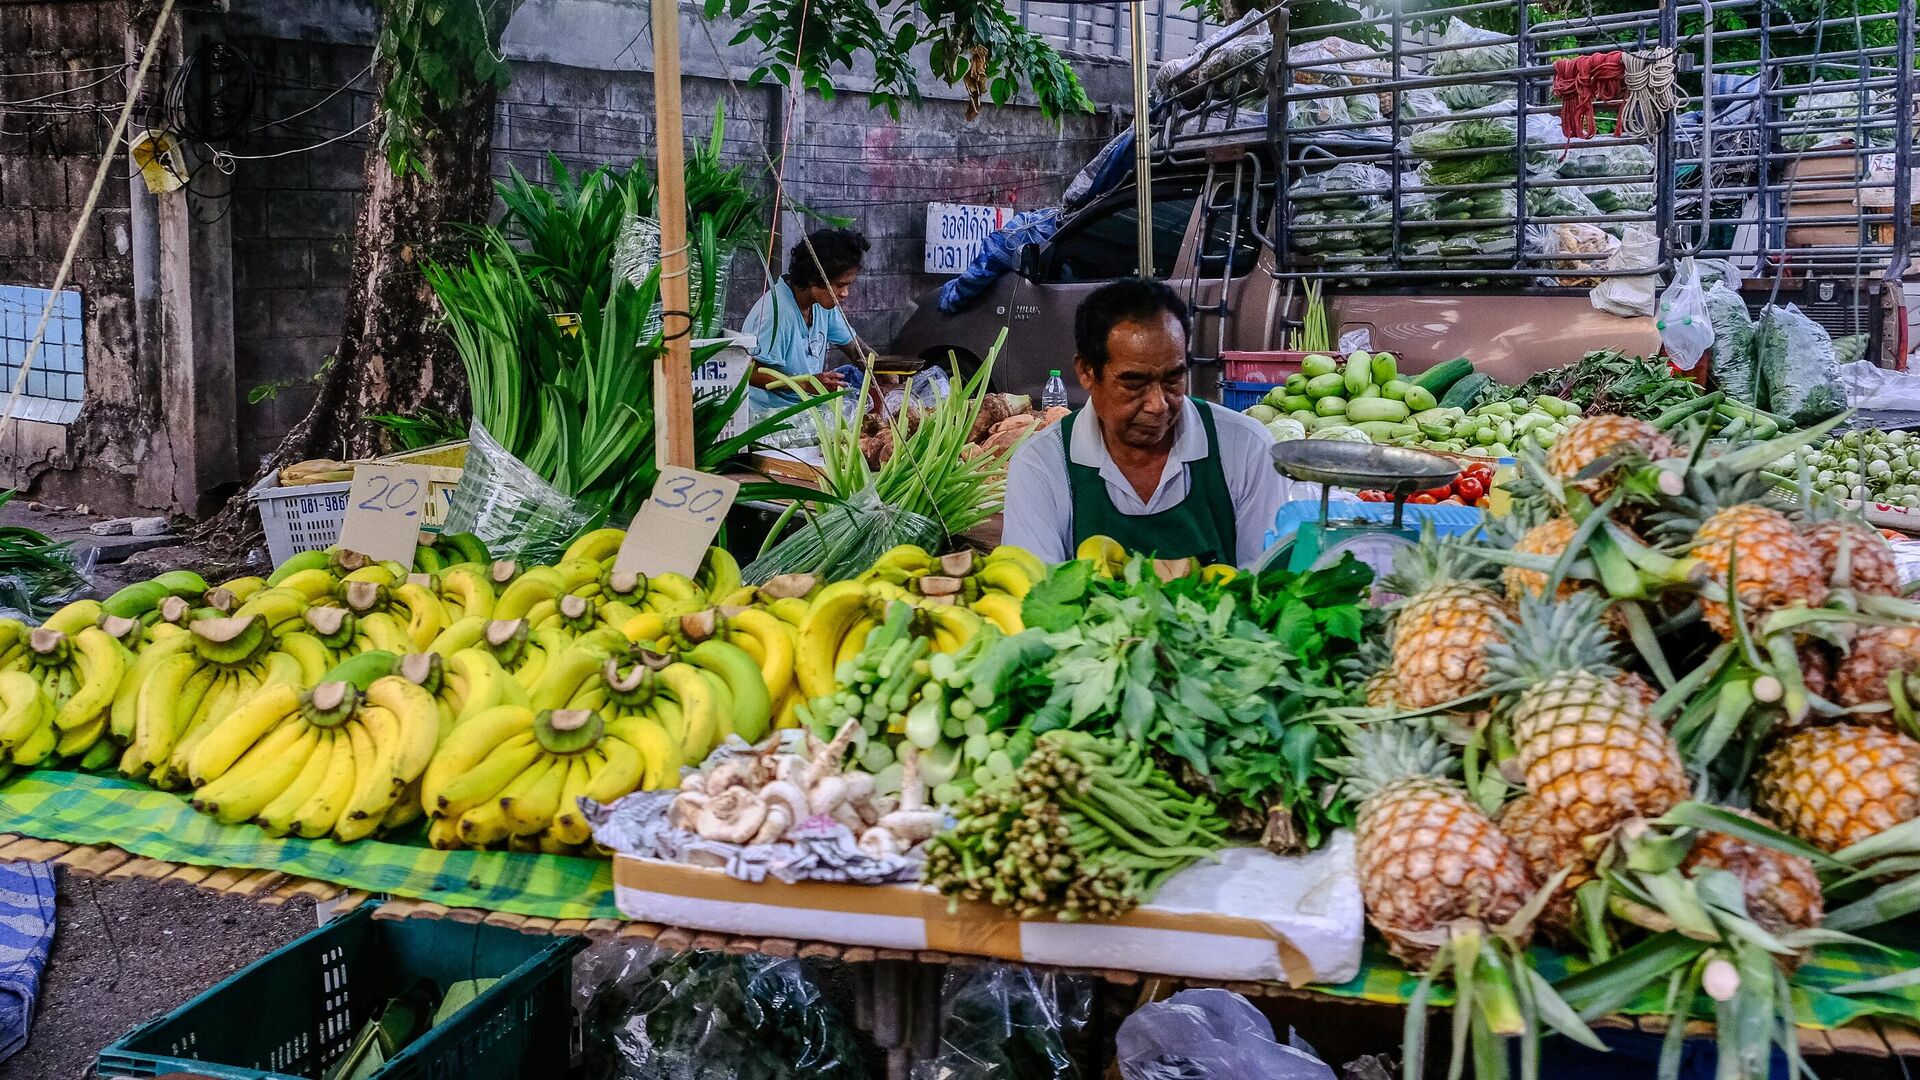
[614,467,740,579]
[334,463,432,566]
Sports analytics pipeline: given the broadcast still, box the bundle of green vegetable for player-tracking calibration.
[427,244,822,519]
[1486,350,1787,436]
[923,729,1230,921]
[1017,552,1371,849]
[745,335,1016,583]
[0,491,91,620]
[1239,350,1467,446]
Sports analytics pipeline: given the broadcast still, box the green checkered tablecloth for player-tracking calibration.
[0,769,618,920]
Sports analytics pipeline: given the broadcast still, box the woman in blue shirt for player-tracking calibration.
[743,228,871,411]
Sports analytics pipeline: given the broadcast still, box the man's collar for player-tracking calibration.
[1068,397,1206,469]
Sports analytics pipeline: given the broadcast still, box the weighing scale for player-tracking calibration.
[1260,441,1462,577]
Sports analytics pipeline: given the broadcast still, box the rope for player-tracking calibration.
[0,0,177,451]
[1618,47,1681,138]
[1552,52,1624,140]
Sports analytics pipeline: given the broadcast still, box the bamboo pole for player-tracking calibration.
[1130,0,1153,278]
[652,0,697,469]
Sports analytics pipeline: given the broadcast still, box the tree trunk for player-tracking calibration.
[196,20,501,547]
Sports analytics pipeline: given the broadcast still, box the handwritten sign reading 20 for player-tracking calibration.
[613,466,741,579]
[334,463,433,566]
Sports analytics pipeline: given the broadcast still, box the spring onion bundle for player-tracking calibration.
[746,334,1018,583]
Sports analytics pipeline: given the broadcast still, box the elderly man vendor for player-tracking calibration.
[1002,278,1284,567]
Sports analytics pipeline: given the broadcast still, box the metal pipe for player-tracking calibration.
[1132,0,1154,277]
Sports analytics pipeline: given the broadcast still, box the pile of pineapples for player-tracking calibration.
[1341,413,1920,1078]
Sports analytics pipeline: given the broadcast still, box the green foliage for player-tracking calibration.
[374,0,518,175]
[368,408,466,450]
[1017,554,1373,846]
[707,0,1093,120]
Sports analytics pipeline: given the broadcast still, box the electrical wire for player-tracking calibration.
[0,63,125,79]
[212,117,375,167]
[246,62,373,133]
[0,67,125,107]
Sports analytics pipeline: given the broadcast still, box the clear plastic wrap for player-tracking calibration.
[1116,989,1335,1080]
[1757,303,1845,426]
[743,488,946,584]
[577,945,875,1079]
[910,964,1092,1080]
[1555,141,1655,178]
[1406,114,1558,184]
[1705,282,1758,404]
[1290,163,1390,208]
[1586,182,1655,214]
[0,539,95,624]
[1541,223,1618,284]
[1657,259,1714,369]
[613,214,732,340]
[1780,81,1888,151]
[1428,18,1519,77]
[440,421,598,566]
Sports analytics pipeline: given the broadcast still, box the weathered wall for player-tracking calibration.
[1,0,1135,510]
[0,0,153,511]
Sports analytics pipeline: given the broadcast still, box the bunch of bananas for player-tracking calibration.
[853,544,1044,635]
[1073,534,1238,585]
[185,652,439,841]
[421,702,648,854]
[409,531,489,576]
[795,573,989,705]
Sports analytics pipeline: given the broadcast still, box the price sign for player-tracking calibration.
[613,466,740,578]
[334,463,432,566]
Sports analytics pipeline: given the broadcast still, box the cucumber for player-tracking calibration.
[1302,353,1339,378]
[1382,379,1413,402]
[1290,409,1318,424]
[1285,373,1309,394]
[1347,397,1411,424]
[1370,352,1398,387]
[1315,395,1349,418]
[1534,393,1577,418]
[1280,394,1313,413]
[1342,350,1373,396]
[1439,372,1493,410]
[1404,386,1438,412]
[1356,383,1382,399]
[1413,357,1474,397]
[1306,372,1346,399]
[1354,420,1417,441]
[1263,387,1290,409]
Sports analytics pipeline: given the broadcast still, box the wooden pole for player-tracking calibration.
[652,0,696,469]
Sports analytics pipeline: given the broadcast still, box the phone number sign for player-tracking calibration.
[924,202,1014,275]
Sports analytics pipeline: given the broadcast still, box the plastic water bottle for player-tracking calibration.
[1042,369,1069,411]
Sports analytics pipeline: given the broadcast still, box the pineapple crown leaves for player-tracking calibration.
[1643,470,1788,547]
[1380,524,1499,603]
[1482,591,1624,693]
[1325,717,1461,804]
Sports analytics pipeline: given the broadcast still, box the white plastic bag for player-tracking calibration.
[1657,258,1715,369]
[1117,989,1335,1080]
[1588,225,1661,317]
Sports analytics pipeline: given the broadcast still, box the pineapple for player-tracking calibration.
[1652,472,1830,640]
[1754,723,1920,852]
[1800,643,1834,705]
[1501,516,1580,603]
[1496,793,1584,937]
[1545,415,1677,501]
[1681,812,1825,939]
[1331,724,1536,967]
[1485,593,1690,851]
[1834,624,1920,711]
[1384,539,1511,711]
[1803,517,1900,597]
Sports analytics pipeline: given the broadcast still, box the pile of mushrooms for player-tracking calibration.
[670,720,943,857]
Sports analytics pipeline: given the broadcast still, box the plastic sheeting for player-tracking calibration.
[937,209,1061,315]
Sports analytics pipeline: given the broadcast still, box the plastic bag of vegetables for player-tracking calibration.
[911,964,1092,1080]
[1290,162,1390,209]
[1704,282,1758,404]
[1756,303,1845,426]
[1556,141,1655,179]
[1427,18,1520,111]
[1586,183,1656,215]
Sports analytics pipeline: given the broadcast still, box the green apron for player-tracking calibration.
[1062,402,1238,565]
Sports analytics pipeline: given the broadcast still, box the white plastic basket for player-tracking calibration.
[250,467,461,568]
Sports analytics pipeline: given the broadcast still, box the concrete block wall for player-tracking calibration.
[0,0,147,510]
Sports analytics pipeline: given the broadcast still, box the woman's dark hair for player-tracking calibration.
[1073,277,1191,377]
[787,228,871,289]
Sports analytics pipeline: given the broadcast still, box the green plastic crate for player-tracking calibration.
[96,908,583,1080]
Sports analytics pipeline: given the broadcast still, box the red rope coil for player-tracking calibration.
[1553,52,1626,140]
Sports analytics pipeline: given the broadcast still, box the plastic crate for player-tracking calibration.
[1222,350,1312,384]
[250,464,461,568]
[97,908,583,1080]
[1221,380,1280,411]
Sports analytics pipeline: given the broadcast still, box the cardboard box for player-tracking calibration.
[613,837,1365,986]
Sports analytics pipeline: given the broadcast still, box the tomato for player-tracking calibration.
[1441,496,1464,505]
[1421,485,1452,502]
[1356,489,1389,502]
[1409,493,1438,504]
[1455,476,1486,503]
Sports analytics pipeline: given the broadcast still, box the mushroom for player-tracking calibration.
[669,791,708,831]
[859,827,907,859]
[696,787,767,844]
[759,780,810,835]
[874,748,943,843]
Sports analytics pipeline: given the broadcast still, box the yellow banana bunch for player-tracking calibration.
[794,580,886,701]
[421,700,644,854]
[436,564,496,622]
[121,615,280,789]
[15,625,131,766]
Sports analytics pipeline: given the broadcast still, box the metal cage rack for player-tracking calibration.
[1149,0,1915,292]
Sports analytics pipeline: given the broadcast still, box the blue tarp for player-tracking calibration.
[1261,499,1487,554]
[1063,128,1135,211]
[937,208,1061,315]
[0,859,54,1064]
